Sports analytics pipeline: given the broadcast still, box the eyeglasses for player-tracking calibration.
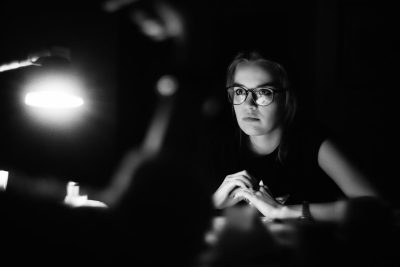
[226,85,285,106]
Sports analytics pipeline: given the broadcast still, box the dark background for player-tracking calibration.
[0,0,398,204]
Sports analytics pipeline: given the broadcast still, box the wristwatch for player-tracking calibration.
[298,201,314,222]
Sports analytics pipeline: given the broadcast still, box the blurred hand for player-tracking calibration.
[212,170,257,209]
[64,194,108,208]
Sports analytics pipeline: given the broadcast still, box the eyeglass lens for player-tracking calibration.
[228,87,274,106]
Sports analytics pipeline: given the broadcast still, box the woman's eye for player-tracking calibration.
[257,89,272,96]
[235,89,246,95]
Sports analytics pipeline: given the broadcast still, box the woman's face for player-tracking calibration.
[233,62,284,136]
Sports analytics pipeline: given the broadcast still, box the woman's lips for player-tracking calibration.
[242,117,259,122]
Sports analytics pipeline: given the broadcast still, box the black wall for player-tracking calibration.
[0,0,398,203]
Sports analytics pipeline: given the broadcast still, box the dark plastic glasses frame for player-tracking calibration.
[226,85,285,106]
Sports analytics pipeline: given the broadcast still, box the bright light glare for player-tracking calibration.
[25,91,84,108]
[24,75,84,109]
[22,73,88,127]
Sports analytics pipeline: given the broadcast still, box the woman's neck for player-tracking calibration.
[248,127,283,156]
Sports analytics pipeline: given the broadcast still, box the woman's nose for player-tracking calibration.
[244,92,257,108]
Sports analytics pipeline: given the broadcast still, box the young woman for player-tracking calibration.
[212,51,380,222]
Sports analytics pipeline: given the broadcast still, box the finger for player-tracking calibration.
[225,180,251,192]
[259,186,268,193]
[233,188,254,202]
[232,193,247,204]
[232,170,256,185]
[256,188,281,207]
[231,176,254,189]
[224,170,248,179]
[227,170,255,183]
[258,181,271,191]
[225,171,252,181]
[223,176,254,189]
[213,186,243,209]
[215,180,251,204]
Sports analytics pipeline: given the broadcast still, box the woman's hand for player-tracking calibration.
[234,181,283,219]
[212,170,257,209]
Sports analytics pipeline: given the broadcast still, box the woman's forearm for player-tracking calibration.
[276,199,348,222]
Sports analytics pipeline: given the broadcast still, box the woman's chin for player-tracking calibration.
[241,127,266,136]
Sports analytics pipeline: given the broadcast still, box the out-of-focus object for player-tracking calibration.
[102,0,139,13]
[0,47,70,73]
[0,51,48,73]
[0,46,84,111]
[96,74,177,207]
[156,74,178,96]
[102,0,186,43]
[129,0,186,42]
[64,181,87,206]
[0,170,9,191]
[21,47,85,110]
[64,181,107,208]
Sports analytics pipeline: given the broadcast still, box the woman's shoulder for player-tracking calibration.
[286,118,336,160]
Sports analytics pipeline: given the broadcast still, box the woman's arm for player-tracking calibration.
[317,138,379,198]
[275,200,347,222]
[277,138,381,222]
[236,186,349,222]
[275,138,381,222]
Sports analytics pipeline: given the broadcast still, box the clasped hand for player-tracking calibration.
[213,170,283,219]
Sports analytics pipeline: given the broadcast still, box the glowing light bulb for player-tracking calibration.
[25,91,84,108]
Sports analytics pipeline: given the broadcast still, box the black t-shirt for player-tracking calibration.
[201,121,346,205]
